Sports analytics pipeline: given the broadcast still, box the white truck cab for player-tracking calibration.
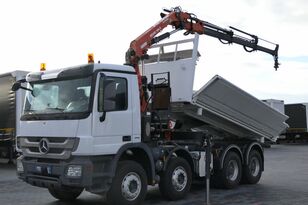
[19,64,141,156]
[16,64,156,202]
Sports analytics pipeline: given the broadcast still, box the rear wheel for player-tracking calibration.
[48,186,83,201]
[214,151,242,189]
[106,160,147,205]
[242,150,262,184]
[159,157,192,200]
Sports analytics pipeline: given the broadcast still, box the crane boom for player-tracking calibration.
[125,6,280,112]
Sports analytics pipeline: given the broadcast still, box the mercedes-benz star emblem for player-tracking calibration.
[39,138,49,154]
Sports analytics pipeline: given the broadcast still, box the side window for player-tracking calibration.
[98,76,128,112]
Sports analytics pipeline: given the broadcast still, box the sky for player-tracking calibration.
[0,0,307,104]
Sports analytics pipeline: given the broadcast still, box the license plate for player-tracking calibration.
[34,165,52,175]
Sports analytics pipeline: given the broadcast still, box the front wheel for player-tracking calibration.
[159,157,192,201]
[48,186,83,201]
[106,160,147,205]
[242,150,262,184]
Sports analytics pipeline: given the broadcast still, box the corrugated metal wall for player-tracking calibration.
[285,104,307,129]
[0,74,16,131]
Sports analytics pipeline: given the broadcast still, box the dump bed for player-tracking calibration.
[144,35,288,142]
[189,75,289,141]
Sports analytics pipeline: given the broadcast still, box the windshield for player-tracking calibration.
[23,76,92,115]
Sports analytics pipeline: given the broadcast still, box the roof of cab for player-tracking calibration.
[28,63,136,81]
[93,63,135,73]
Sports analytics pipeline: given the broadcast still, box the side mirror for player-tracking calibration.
[11,81,35,96]
[11,82,21,91]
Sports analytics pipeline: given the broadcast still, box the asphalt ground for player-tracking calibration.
[0,144,308,205]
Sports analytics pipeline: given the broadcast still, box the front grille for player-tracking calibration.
[28,147,40,152]
[19,137,79,159]
[26,137,68,143]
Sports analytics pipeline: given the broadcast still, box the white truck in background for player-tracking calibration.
[263,99,285,115]
[0,70,28,163]
[12,7,287,205]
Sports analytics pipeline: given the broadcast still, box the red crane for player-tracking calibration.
[125,6,279,112]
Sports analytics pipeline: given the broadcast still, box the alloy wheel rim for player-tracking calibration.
[121,172,142,201]
[172,166,188,192]
[227,160,239,181]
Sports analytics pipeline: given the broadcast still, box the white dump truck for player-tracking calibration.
[13,7,287,205]
[0,70,28,163]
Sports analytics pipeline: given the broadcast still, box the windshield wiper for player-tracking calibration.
[44,107,65,113]
[46,107,65,111]
[24,111,40,120]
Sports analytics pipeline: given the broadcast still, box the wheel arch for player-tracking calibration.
[111,143,156,185]
[164,147,194,173]
[244,142,264,171]
[219,144,243,169]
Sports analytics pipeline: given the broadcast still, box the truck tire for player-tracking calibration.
[159,157,192,200]
[106,160,147,205]
[242,150,262,184]
[214,151,242,189]
[48,186,83,201]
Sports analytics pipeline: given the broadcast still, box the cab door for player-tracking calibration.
[92,72,133,155]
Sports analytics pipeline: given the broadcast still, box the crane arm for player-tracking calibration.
[125,6,280,112]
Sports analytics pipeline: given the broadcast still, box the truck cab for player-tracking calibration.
[19,63,141,154]
[16,64,150,199]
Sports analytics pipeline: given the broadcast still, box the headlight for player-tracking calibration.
[16,156,24,173]
[66,165,82,177]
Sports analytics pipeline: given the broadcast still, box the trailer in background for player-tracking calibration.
[262,99,285,114]
[282,103,308,142]
[0,71,28,163]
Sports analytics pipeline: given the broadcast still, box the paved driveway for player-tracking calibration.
[1,144,308,205]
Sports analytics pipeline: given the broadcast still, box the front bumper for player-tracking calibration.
[18,156,93,188]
